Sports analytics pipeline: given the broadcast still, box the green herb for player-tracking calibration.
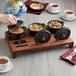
[10,0,20,3]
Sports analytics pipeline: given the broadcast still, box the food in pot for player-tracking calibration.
[9,27,24,34]
[30,3,44,10]
[49,21,62,28]
[29,24,44,31]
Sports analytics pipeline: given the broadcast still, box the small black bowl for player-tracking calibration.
[28,23,46,36]
[28,2,44,12]
[7,26,27,40]
[47,20,64,34]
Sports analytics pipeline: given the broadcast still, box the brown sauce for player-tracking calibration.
[51,4,58,7]
[0,59,8,64]
[66,11,73,14]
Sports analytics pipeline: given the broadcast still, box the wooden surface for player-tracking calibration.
[5,31,74,58]
[0,0,76,76]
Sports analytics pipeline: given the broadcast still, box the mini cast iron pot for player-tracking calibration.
[28,23,46,36]
[7,26,27,40]
[7,20,27,40]
[47,20,64,34]
[34,30,51,44]
[55,27,71,41]
[28,2,44,12]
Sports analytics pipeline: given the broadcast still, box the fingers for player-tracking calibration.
[8,18,15,25]
[8,15,17,25]
[12,15,17,24]
[0,14,17,25]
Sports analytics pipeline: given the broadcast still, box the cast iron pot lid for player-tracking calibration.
[55,27,71,41]
[8,20,24,30]
[34,30,51,44]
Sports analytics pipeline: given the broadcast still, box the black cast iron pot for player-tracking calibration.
[55,27,71,41]
[7,20,27,40]
[28,2,44,12]
[47,20,64,34]
[7,26,27,40]
[28,23,46,36]
[34,30,51,44]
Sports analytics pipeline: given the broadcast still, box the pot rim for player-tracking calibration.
[28,23,46,32]
[29,2,44,10]
[47,20,64,29]
[8,27,26,35]
[7,20,24,30]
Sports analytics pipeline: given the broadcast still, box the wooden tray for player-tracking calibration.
[5,31,74,58]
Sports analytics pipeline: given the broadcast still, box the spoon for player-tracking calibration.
[66,48,76,61]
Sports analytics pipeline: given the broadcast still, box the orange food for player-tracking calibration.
[29,24,43,31]
[9,27,24,34]
[30,3,44,9]
[49,21,62,28]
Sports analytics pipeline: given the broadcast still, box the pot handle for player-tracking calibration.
[7,31,9,34]
[41,23,46,27]
[20,26,27,30]
[41,23,47,29]
[59,21,64,25]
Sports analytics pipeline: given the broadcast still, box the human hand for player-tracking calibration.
[0,14,17,25]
